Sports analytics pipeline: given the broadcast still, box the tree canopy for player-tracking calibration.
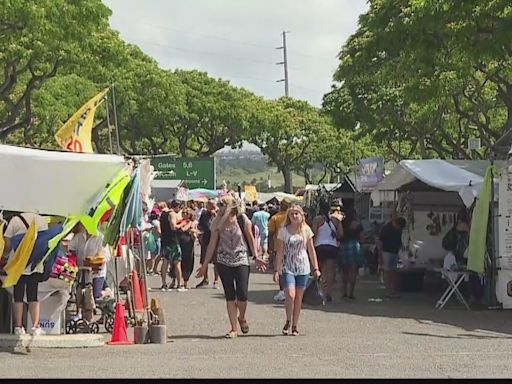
[324,0,512,160]
[1,0,395,191]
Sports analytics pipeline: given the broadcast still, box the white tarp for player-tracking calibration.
[0,144,126,217]
[371,159,484,207]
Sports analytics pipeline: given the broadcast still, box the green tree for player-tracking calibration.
[325,0,512,159]
[0,0,111,142]
[171,70,256,157]
[250,97,341,192]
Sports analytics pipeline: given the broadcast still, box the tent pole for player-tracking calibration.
[138,229,151,330]
[105,96,114,155]
[111,81,121,155]
[114,247,120,303]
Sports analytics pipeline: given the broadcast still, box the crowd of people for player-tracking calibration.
[140,194,408,338]
[0,192,407,338]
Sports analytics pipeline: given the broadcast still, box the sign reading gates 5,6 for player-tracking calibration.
[151,156,216,190]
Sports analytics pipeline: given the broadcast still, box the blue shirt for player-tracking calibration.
[251,210,270,235]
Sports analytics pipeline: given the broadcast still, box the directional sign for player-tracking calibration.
[150,156,216,190]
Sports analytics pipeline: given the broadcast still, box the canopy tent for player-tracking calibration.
[0,144,127,217]
[370,159,498,208]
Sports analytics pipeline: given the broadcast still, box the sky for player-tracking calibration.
[102,0,369,108]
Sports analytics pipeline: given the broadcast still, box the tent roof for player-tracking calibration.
[371,159,497,207]
[0,144,127,216]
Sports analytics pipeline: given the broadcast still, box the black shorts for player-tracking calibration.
[13,273,42,303]
[217,263,250,301]
[315,245,338,261]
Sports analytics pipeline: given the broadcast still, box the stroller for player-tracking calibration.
[66,267,116,334]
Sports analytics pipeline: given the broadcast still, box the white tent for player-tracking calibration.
[0,144,127,217]
[371,159,490,208]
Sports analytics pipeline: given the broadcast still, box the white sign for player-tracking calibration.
[498,162,512,270]
[176,186,189,202]
[496,270,512,308]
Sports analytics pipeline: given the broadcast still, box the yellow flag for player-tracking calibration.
[55,87,110,153]
[3,221,37,288]
[244,185,258,203]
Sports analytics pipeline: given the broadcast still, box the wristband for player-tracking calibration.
[313,268,320,272]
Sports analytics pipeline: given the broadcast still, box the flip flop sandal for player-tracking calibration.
[291,326,299,336]
[282,320,291,336]
[238,318,249,334]
[225,331,238,339]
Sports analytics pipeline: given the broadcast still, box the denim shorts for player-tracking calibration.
[282,273,309,290]
[382,252,399,271]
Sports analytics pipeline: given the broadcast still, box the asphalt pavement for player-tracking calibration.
[2,255,512,378]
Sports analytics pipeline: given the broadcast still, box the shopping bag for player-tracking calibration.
[303,277,324,306]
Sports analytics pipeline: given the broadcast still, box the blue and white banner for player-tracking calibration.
[358,156,384,189]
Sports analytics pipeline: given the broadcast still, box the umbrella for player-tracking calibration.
[187,188,218,200]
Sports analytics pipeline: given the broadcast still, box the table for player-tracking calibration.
[396,266,427,292]
[434,268,470,310]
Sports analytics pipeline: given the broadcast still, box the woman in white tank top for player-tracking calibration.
[312,203,344,303]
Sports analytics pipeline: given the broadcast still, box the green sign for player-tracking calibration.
[151,156,216,190]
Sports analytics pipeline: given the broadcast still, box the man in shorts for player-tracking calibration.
[195,200,219,289]
[377,217,406,298]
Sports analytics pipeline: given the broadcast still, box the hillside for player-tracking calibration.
[215,149,305,192]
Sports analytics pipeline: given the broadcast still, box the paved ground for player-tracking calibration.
[2,254,512,378]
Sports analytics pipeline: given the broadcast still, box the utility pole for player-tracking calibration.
[276,31,289,97]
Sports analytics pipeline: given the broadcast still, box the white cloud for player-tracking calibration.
[103,0,368,106]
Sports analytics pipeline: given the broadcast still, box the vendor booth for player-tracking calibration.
[0,144,128,334]
[0,144,159,341]
[371,159,502,299]
[371,159,500,266]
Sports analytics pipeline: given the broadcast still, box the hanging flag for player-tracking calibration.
[467,165,495,273]
[3,221,37,288]
[54,87,110,153]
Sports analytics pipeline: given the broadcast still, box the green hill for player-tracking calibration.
[217,166,305,192]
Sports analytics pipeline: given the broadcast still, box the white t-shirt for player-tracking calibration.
[278,226,314,276]
[443,251,458,282]
[68,231,108,279]
[4,213,48,275]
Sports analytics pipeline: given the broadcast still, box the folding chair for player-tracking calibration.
[435,268,470,310]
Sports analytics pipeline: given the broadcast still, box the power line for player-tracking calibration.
[124,37,280,67]
[138,21,275,50]
[130,20,335,61]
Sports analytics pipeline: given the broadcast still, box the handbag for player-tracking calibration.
[303,277,324,306]
[49,250,78,285]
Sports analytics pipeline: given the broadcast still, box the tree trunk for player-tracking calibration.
[282,167,293,193]
[179,139,187,157]
[418,137,427,158]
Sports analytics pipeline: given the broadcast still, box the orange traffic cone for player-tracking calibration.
[131,270,144,312]
[139,277,146,308]
[107,301,133,345]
